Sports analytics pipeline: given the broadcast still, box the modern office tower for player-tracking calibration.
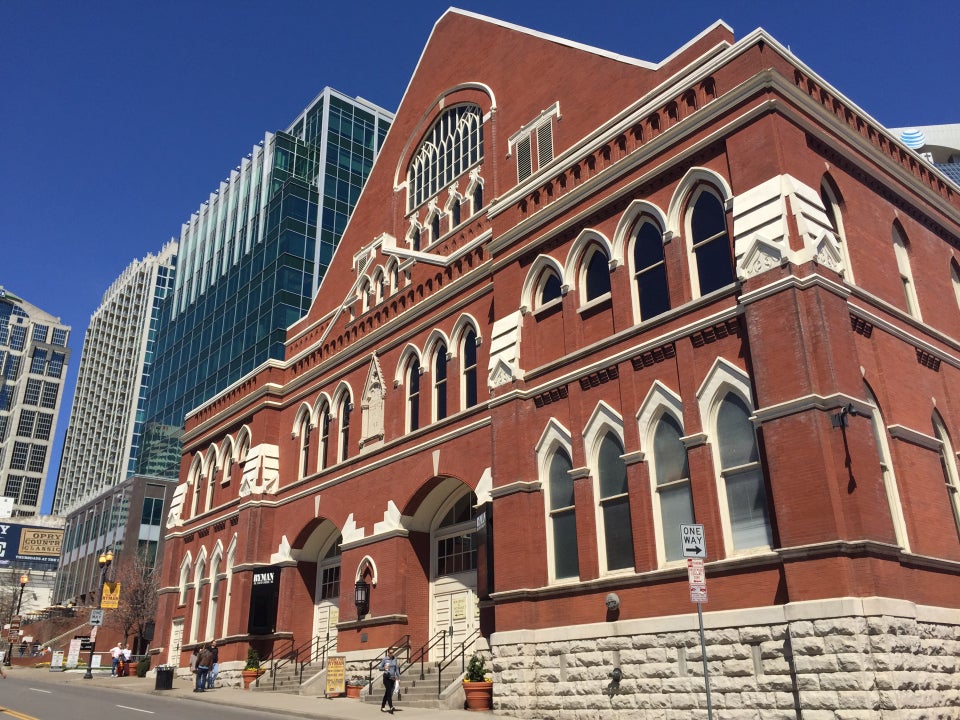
[136,88,392,479]
[893,123,960,185]
[50,242,177,515]
[0,287,71,516]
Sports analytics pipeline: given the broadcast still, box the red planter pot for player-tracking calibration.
[463,681,493,711]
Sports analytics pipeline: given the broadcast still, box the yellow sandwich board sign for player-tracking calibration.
[325,655,346,697]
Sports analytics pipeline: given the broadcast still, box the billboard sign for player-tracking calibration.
[0,523,64,571]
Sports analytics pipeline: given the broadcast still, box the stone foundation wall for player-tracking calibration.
[490,598,960,719]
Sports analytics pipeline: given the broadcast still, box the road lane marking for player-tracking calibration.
[0,708,42,720]
[116,705,154,714]
[27,689,51,694]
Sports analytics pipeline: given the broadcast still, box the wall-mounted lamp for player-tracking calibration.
[831,403,866,429]
[354,580,370,620]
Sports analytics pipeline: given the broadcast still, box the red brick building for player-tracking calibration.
[155,11,960,716]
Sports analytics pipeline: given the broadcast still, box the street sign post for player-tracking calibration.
[680,525,713,720]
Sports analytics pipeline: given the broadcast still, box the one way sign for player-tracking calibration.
[680,524,706,558]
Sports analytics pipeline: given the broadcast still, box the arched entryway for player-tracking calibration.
[430,488,479,659]
[300,522,341,659]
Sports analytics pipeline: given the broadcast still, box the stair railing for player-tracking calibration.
[434,628,481,694]
[401,630,447,680]
[264,637,296,691]
[297,634,337,685]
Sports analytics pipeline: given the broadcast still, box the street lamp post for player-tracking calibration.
[4,573,29,667]
[83,550,113,680]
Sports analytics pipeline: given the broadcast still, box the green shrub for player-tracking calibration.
[245,646,260,670]
[465,653,487,682]
[136,657,151,677]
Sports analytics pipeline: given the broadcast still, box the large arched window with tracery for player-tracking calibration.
[408,104,483,209]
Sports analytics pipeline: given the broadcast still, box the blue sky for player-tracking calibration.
[2,0,957,514]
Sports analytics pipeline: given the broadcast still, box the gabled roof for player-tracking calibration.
[287,10,734,348]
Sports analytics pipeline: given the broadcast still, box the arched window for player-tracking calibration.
[359,278,371,312]
[434,343,448,421]
[411,227,421,252]
[190,555,206,643]
[372,269,385,304]
[407,358,421,432]
[408,104,483,210]
[952,262,960,314]
[472,183,483,214]
[933,413,960,538]
[462,330,478,409]
[820,176,853,281]
[318,401,331,471]
[584,248,611,302]
[633,220,670,320]
[893,223,920,318]
[652,413,693,562]
[318,536,342,601]
[716,393,771,550]
[204,452,217,513]
[431,213,441,242]
[596,432,634,571]
[690,190,734,296]
[436,492,479,576]
[450,198,461,228]
[338,395,351,462]
[539,271,562,308]
[547,447,578,580]
[205,552,220,642]
[296,410,312,480]
[865,384,909,550]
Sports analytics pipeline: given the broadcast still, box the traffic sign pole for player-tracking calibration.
[681,525,713,720]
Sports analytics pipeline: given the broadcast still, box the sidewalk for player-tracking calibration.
[8,666,506,720]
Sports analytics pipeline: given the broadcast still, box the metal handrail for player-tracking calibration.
[403,630,447,681]
[435,628,481,694]
[265,637,296,691]
[297,634,338,685]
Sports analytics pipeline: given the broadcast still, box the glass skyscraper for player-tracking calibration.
[50,242,177,515]
[0,287,71,516]
[137,88,393,479]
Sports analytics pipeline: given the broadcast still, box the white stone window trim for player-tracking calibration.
[637,381,689,568]
[583,401,633,576]
[933,412,960,539]
[863,382,910,552]
[536,418,580,585]
[696,357,771,558]
[892,224,921,320]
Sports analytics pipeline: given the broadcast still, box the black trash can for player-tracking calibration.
[155,667,174,690]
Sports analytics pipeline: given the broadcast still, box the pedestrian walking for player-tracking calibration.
[378,648,399,713]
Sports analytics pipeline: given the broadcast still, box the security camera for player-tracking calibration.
[605,593,620,611]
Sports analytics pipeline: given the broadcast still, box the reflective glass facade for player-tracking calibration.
[137,89,392,479]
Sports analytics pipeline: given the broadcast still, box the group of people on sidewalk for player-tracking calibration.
[189,641,219,692]
[109,643,132,677]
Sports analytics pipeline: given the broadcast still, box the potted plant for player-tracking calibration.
[462,652,493,711]
[345,675,367,699]
[241,646,264,690]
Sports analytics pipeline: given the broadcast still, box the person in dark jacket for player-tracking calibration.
[194,644,214,692]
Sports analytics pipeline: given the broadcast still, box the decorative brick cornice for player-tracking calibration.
[578,366,619,391]
[630,343,676,370]
[690,318,740,347]
[533,385,569,408]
